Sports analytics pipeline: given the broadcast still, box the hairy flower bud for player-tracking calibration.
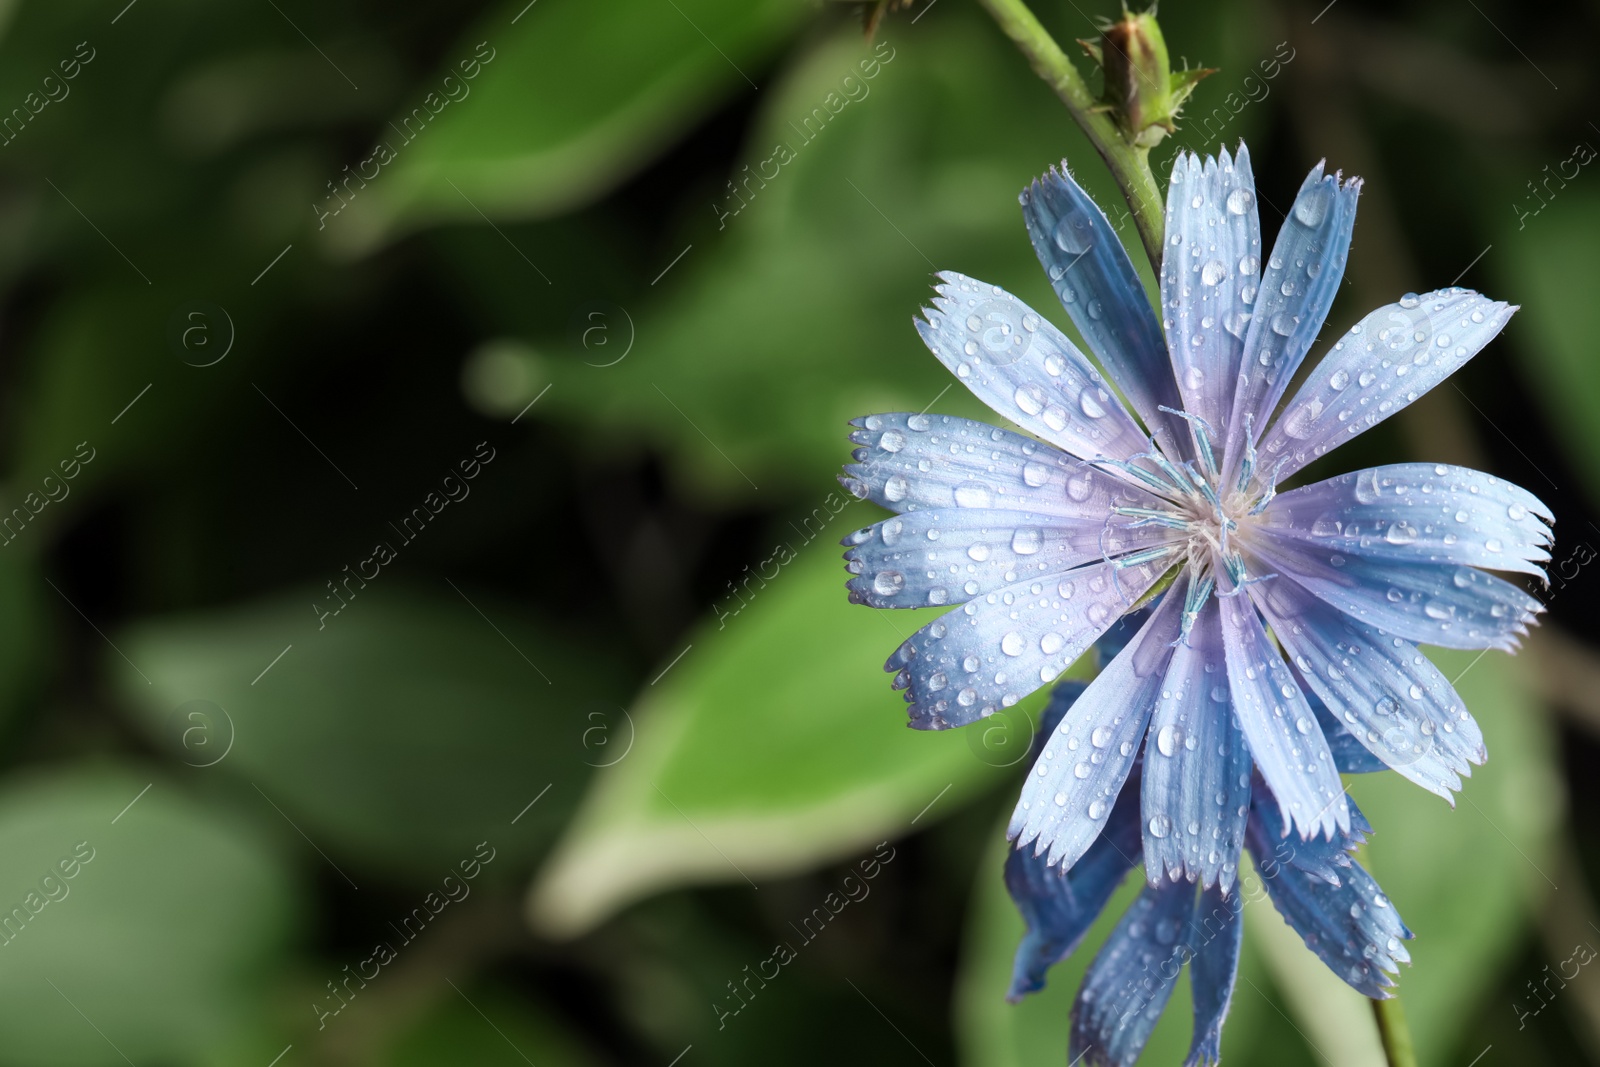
[1080,10,1213,148]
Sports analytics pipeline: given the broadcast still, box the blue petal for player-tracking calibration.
[1185,884,1244,1067]
[1255,289,1518,481]
[1260,463,1553,578]
[1250,536,1542,652]
[840,413,1151,518]
[889,555,1170,730]
[1249,781,1372,888]
[1141,596,1253,891]
[843,508,1177,609]
[1251,574,1485,800]
[1224,161,1361,481]
[1217,596,1349,839]
[1069,880,1198,1067]
[1006,765,1142,1000]
[1161,147,1262,439]
[915,273,1153,466]
[1034,680,1091,752]
[1021,164,1185,454]
[1306,687,1389,774]
[1010,584,1184,869]
[1248,811,1413,999]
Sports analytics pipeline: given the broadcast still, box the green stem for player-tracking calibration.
[973,0,1166,272]
[1372,994,1419,1067]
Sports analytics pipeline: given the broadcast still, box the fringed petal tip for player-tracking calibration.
[1183,1036,1224,1067]
[1003,982,1036,1005]
[1166,142,1248,185]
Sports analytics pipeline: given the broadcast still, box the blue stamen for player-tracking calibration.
[1237,413,1258,493]
[1159,405,1219,479]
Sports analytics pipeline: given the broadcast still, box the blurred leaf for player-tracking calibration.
[1497,190,1600,506]
[383,984,598,1066]
[1338,647,1560,1065]
[326,0,815,253]
[113,585,622,881]
[0,764,296,1067]
[459,11,1117,499]
[954,815,1301,1067]
[530,538,1025,936]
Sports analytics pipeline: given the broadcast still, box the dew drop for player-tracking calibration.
[1012,527,1043,555]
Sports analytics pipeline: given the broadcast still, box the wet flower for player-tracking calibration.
[841,144,1548,860]
[1005,677,1407,1066]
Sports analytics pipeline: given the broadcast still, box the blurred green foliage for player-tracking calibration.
[0,0,1589,1064]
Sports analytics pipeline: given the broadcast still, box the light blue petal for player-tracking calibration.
[1021,164,1186,454]
[889,555,1169,730]
[1249,537,1542,652]
[1184,884,1244,1067]
[1261,463,1553,578]
[1248,812,1413,999]
[1251,574,1485,800]
[1249,783,1372,888]
[915,273,1153,466]
[1223,161,1361,481]
[1161,147,1262,439]
[1141,597,1253,891]
[840,412,1151,518]
[1306,687,1389,774]
[1010,584,1184,868]
[1255,289,1518,481]
[1069,880,1197,1067]
[843,508,1177,609]
[1006,744,1142,1000]
[1217,596,1349,839]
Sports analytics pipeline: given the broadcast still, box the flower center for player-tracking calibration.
[1094,407,1282,639]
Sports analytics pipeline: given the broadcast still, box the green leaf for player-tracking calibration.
[0,764,297,1066]
[1496,190,1600,507]
[112,585,623,881]
[456,9,1126,500]
[325,0,815,253]
[529,535,1032,936]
